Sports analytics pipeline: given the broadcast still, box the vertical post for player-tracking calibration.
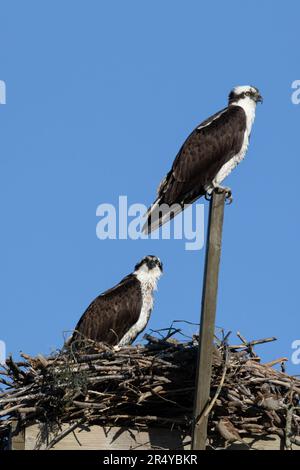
[192,190,226,450]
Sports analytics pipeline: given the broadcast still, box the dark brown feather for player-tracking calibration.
[71,275,142,346]
[158,105,246,206]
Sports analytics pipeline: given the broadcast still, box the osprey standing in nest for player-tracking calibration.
[70,255,163,347]
[143,85,262,233]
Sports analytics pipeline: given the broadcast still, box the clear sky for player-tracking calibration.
[1,1,299,373]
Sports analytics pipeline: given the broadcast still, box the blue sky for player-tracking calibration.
[1,1,299,373]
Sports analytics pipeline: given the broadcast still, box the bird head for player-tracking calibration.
[134,256,163,288]
[134,255,163,274]
[228,85,263,105]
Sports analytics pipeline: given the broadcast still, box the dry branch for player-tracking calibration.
[0,331,300,450]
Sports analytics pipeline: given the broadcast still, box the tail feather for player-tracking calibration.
[142,197,184,234]
[142,186,206,234]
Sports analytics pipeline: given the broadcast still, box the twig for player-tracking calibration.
[195,349,229,427]
[45,418,86,450]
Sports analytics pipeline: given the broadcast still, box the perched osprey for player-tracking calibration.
[70,255,163,347]
[143,85,262,233]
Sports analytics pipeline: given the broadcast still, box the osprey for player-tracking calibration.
[70,255,163,347]
[143,85,262,233]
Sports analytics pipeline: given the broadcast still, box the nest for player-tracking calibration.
[1,330,300,450]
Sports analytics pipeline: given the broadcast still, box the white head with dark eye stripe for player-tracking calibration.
[228,85,263,105]
[134,255,163,288]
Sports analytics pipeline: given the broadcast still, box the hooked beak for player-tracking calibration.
[256,93,263,104]
[147,259,163,271]
[147,260,156,270]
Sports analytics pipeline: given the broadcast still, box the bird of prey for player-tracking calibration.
[143,85,262,233]
[70,255,163,347]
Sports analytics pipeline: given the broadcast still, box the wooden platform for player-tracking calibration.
[9,423,300,450]
[11,424,190,450]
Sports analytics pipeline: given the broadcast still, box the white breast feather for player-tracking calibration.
[117,267,161,347]
[212,97,256,187]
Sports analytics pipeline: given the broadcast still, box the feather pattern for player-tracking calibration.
[71,275,143,346]
[71,256,162,347]
[143,84,262,234]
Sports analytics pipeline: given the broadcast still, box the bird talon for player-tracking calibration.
[212,186,233,204]
[143,85,260,229]
[214,186,223,195]
[225,190,233,205]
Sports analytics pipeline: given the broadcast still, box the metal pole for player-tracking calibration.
[191,190,226,450]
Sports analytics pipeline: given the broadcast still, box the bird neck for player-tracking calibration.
[134,267,162,292]
[230,97,256,134]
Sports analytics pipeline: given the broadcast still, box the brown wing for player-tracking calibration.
[159,106,246,205]
[72,275,142,346]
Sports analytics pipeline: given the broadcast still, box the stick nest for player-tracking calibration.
[1,330,300,449]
